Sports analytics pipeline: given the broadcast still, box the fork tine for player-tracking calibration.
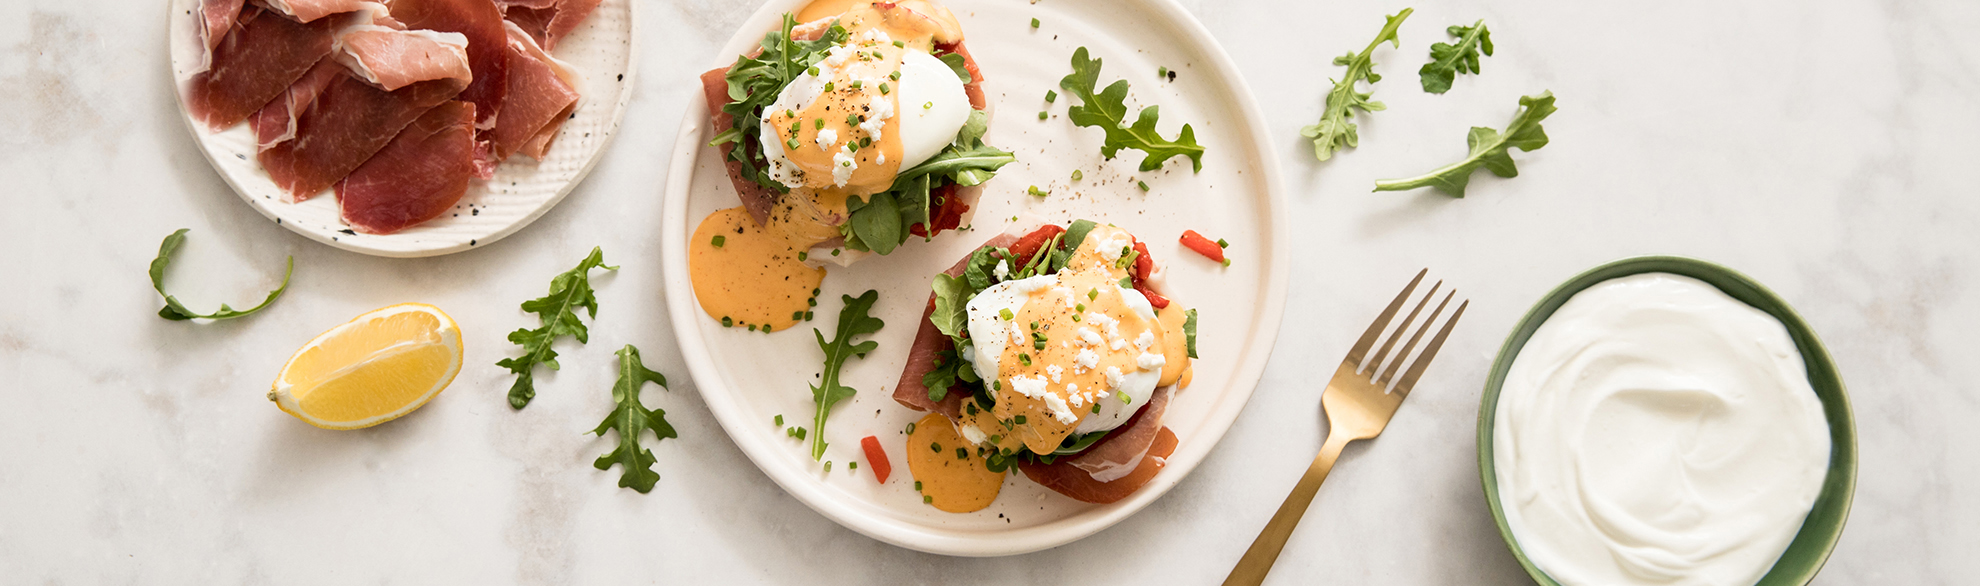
[1345,269,1426,367]
[1379,290,1453,389]
[1392,299,1468,396]
[1365,281,1440,377]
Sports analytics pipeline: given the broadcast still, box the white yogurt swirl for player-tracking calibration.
[1494,273,1830,586]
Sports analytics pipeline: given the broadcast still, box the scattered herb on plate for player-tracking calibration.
[1301,8,1413,162]
[1419,19,1493,94]
[499,247,617,409]
[1060,47,1205,172]
[149,229,292,321]
[590,345,678,493]
[1374,91,1556,197]
[809,290,884,460]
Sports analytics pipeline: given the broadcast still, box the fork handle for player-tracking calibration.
[1222,433,1353,586]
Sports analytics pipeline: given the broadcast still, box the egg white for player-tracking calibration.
[962,273,1162,435]
[756,47,971,190]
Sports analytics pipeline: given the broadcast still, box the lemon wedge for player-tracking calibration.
[270,303,462,430]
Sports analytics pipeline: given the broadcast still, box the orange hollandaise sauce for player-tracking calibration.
[905,413,1004,512]
[687,207,824,333]
[1156,303,1193,388]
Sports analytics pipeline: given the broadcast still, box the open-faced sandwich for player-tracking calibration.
[891,220,1198,512]
[688,0,1013,333]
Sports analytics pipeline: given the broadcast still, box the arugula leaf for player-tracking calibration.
[930,273,971,340]
[149,229,292,321]
[1059,47,1205,172]
[1301,8,1412,162]
[843,127,1015,255]
[1374,91,1556,197]
[938,52,974,84]
[1184,308,1199,359]
[498,247,618,409]
[1419,19,1493,94]
[590,345,677,494]
[716,14,849,192]
[810,290,884,460]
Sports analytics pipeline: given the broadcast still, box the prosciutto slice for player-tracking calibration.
[250,57,344,151]
[260,0,374,22]
[193,0,246,74]
[185,6,337,131]
[488,21,580,161]
[1067,385,1174,482]
[496,0,601,51]
[258,73,467,201]
[333,25,472,91]
[891,231,1021,419]
[336,100,477,234]
[386,0,510,132]
[1019,427,1178,504]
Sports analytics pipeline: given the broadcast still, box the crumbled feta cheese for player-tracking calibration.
[1010,374,1048,398]
[1041,391,1077,424]
[994,259,1009,280]
[1137,351,1167,371]
[1135,330,1156,351]
[815,128,838,151]
[1046,364,1064,383]
[1078,328,1103,347]
[1074,348,1099,373]
[1105,366,1125,390]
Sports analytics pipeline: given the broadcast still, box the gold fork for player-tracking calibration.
[1223,269,1467,586]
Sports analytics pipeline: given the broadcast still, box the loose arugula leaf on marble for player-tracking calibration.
[591,345,678,494]
[810,290,884,460]
[1060,47,1205,172]
[149,229,293,321]
[715,13,849,192]
[1419,20,1493,94]
[499,247,617,409]
[1374,91,1556,197]
[1302,8,1413,162]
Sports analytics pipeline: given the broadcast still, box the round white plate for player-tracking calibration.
[168,0,638,257]
[662,0,1287,556]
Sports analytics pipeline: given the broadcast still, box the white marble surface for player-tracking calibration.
[2,0,1976,582]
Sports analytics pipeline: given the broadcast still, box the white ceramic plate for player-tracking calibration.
[168,0,637,257]
[662,0,1287,556]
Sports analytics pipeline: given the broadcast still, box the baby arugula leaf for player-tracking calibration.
[499,247,617,409]
[1302,8,1413,162]
[149,229,292,321]
[810,290,884,461]
[1419,20,1494,94]
[1060,47,1204,172]
[1374,91,1557,197]
[591,345,677,494]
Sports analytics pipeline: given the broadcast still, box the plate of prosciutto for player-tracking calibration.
[660,0,1287,555]
[170,0,635,257]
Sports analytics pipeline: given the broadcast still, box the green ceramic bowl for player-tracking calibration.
[1477,256,1857,585]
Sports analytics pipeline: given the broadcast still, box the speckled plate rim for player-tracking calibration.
[1476,255,1858,585]
[660,0,1289,557]
[165,0,640,258]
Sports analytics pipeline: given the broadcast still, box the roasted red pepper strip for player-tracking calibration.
[1179,230,1225,263]
[1006,224,1065,267]
[1130,239,1169,309]
[860,435,891,484]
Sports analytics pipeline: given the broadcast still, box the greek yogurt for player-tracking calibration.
[1494,273,1830,586]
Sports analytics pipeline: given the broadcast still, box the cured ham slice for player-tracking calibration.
[1019,427,1178,504]
[386,0,510,132]
[1066,385,1173,482]
[489,21,580,161]
[186,6,337,131]
[497,0,601,51]
[193,0,246,73]
[891,230,1023,418]
[250,57,344,150]
[259,73,467,201]
[261,0,374,22]
[336,101,477,234]
[333,26,472,91]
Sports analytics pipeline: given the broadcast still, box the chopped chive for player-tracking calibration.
[711,235,725,248]
[1028,185,1049,197]
[1072,314,1082,322]
[906,422,917,434]
[851,80,863,89]
[1222,258,1232,267]
[1091,403,1101,413]
[1000,308,1014,321]
[787,138,801,150]
[847,114,861,127]
[924,495,934,504]
[1015,415,1027,425]
[792,311,804,320]
[722,316,733,327]
[1029,320,1039,330]
[808,66,819,76]
[1217,238,1229,248]
[889,70,901,81]
[815,118,825,130]
[824,461,832,472]
[860,136,871,147]
[1038,111,1048,120]
[849,461,858,470]
[879,83,890,94]
[931,442,942,453]
[748,324,757,331]
[1019,353,1032,366]
[824,81,835,92]
[1076,303,1086,312]
[989,434,1001,443]
[808,297,818,307]
[1138,180,1150,192]
[924,101,934,109]
[1045,90,1057,103]
[915,480,923,491]
[774,414,783,426]
[805,311,815,320]
[832,248,841,256]
[893,40,905,48]
[1072,170,1083,181]
[849,141,859,153]
[993,380,1001,391]
[1120,392,1132,404]
[1088,288,1100,300]
[798,251,809,261]
[1119,277,1133,288]
[1030,17,1041,28]
[1158,66,1168,78]
[955,448,967,460]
